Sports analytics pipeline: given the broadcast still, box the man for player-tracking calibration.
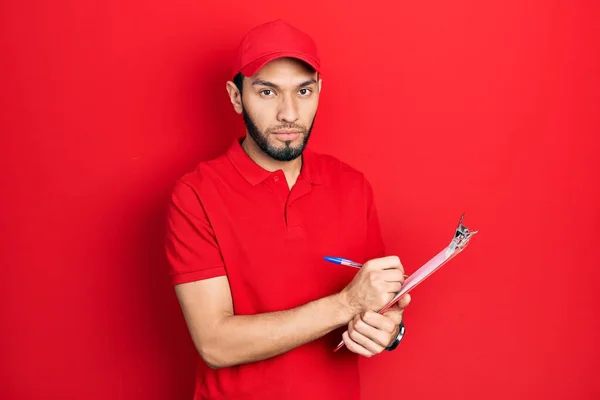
[165,19,411,400]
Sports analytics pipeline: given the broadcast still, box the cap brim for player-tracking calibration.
[239,51,321,77]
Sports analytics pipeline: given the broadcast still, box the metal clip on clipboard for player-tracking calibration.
[447,213,478,256]
[333,213,479,352]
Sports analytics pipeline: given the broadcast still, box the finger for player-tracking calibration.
[381,309,404,325]
[362,310,398,333]
[362,312,402,347]
[381,269,406,283]
[385,293,411,311]
[383,295,412,312]
[380,292,396,307]
[384,256,404,274]
[343,330,375,358]
[371,256,403,272]
[352,313,392,349]
[349,321,386,354]
[384,281,403,293]
[396,293,411,309]
[386,293,412,312]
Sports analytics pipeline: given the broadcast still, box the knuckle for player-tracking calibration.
[395,313,404,324]
[364,260,376,270]
[380,294,390,306]
[369,271,380,283]
[354,319,365,331]
[383,255,400,268]
[343,332,353,345]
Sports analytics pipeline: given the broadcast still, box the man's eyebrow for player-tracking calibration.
[298,79,317,87]
[251,79,279,89]
[251,78,317,89]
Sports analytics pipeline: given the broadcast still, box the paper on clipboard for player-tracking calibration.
[334,213,478,352]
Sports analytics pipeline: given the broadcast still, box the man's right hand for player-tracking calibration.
[339,256,405,315]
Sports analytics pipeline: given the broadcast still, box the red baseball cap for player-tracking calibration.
[231,19,321,79]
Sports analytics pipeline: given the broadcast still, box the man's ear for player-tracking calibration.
[226,81,243,115]
[318,78,322,93]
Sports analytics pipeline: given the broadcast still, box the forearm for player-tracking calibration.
[198,292,353,368]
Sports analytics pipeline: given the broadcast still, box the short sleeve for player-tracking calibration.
[364,177,386,260]
[165,179,226,285]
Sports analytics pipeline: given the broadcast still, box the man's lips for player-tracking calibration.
[273,131,301,140]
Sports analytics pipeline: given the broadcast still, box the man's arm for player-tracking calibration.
[175,256,405,369]
[175,275,353,369]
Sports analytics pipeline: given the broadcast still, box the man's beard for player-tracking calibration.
[242,105,314,162]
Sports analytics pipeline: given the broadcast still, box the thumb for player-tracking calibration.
[395,293,412,309]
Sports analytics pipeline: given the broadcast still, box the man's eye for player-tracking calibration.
[261,89,273,96]
[299,89,311,96]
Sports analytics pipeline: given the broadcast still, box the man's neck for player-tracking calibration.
[241,135,302,189]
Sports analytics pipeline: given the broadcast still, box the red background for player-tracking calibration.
[2,1,599,399]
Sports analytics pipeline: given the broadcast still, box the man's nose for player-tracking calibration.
[277,95,299,123]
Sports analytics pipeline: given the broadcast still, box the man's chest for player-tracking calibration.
[208,184,370,313]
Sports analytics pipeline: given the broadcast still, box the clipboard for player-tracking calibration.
[334,213,479,352]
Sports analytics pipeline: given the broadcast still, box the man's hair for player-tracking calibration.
[233,73,244,96]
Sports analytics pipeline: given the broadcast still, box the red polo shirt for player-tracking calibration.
[165,137,385,400]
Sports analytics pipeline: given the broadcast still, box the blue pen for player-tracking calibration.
[323,256,363,268]
[324,256,409,277]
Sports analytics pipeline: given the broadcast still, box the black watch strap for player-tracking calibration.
[385,321,405,351]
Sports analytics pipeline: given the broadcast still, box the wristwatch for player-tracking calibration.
[385,321,405,351]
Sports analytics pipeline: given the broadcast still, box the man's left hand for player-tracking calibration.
[342,293,411,357]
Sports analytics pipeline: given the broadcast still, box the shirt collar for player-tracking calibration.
[227,137,322,186]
